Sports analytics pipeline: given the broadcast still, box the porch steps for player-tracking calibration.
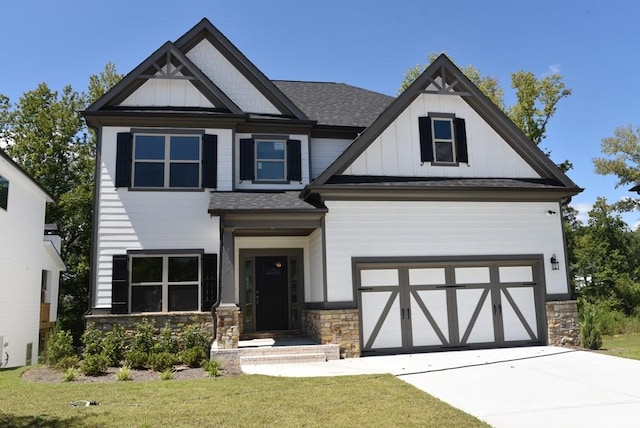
[239,344,340,365]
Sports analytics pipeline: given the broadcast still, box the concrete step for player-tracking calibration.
[240,352,328,365]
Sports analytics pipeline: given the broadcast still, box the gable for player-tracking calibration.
[185,39,280,114]
[343,93,540,179]
[311,54,581,196]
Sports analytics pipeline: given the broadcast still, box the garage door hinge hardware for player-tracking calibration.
[435,285,464,289]
[358,287,373,291]
[522,282,537,286]
[493,304,502,316]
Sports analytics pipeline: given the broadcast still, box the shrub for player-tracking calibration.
[580,304,603,350]
[62,368,76,382]
[149,352,177,372]
[159,369,173,380]
[203,359,222,377]
[80,354,108,376]
[125,350,149,370]
[46,328,76,366]
[81,323,104,357]
[101,325,127,367]
[116,365,132,381]
[52,355,80,371]
[129,319,156,354]
[180,346,206,368]
[154,322,179,354]
[179,324,209,352]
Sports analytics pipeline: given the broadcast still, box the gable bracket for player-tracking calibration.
[421,65,471,96]
[140,51,197,80]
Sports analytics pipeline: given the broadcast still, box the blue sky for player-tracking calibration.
[3,0,639,225]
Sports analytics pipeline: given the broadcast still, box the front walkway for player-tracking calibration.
[242,346,640,427]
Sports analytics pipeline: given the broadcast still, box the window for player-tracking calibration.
[130,255,200,313]
[255,140,286,181]
[133,135,200,188]
[0,176,8,210]
[239,138,302,182]
[418,115,468,165]
[115,132,218,189]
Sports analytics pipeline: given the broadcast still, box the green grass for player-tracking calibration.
[0,367,488,427]
[599,333,640,360]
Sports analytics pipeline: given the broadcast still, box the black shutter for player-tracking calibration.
[111,254,129,314]
[454,118,468,163]
[115,133,133,188]
[239,139,254,181]
[201,253,218,312]
[286,139,302,181]
[202,134,218,188]
[418,117,433,162]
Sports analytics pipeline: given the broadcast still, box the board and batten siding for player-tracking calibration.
[94,127,221,308]
[310,138,352,179]
[234,134,310,190]
[343,93,540,178]
[323,200,567,302]
[119,68,215,108]
[185,39,280,115]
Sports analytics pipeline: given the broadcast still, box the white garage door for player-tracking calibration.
[358,259,544,354]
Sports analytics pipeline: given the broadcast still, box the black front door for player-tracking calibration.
[255,256,289,331]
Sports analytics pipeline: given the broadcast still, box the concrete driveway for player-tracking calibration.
[242,346,640,427]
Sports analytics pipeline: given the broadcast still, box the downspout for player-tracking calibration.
[210,212,224,343]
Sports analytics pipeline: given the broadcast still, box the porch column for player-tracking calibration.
[220,227,235,305]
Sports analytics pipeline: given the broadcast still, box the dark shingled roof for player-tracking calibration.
[273,81,394,128]
[209,191,322,212]
[324,176,566,189]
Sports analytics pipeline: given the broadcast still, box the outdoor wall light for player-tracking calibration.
[546,210,557,216]
[550,254,560,270]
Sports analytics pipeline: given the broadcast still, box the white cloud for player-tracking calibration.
[547,64,561,75]
[570,202,592,224]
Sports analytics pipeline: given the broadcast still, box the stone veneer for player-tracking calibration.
[546,300,580,347]
[214,306,242,349]
[85,312,215,341]
[302,309,360,358]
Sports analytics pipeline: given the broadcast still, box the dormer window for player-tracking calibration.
[255,140,286,181]
[239,137,302,182]
[419,114,468,165]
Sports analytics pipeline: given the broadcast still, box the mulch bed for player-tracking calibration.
[21,364,241,383]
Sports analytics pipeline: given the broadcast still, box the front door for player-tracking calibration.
[255,256,289,331]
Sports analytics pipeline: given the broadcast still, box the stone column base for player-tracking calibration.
[546,300,580,347]
[214,305,242,349]
[302,309,360,358]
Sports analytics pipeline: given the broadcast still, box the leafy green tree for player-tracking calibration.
[573,198,640,314]
[0,63,122,341]
[593,124,640,212]
[399,53,572,148]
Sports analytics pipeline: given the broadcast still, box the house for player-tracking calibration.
[83,18,581,357]
[0,149,65,368]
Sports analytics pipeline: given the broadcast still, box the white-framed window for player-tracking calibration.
[0,176,8,210]
[431,118,456,163]
[255,139,287,181]
[130,255,200,313]
[132,135,201,188]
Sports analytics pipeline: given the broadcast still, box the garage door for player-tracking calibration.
[357,258,545,355]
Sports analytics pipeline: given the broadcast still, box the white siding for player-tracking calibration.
[214,129,234,191]
[0,156,61,367]
[95,127,221,308]
[235,236,311,304]
[186,39,280,115]
[308,228,324,302]
[343,93,540,178]
[310,138,352,179]
[120,71,215,108]
[235,133,310,190]
[324,200,567,302]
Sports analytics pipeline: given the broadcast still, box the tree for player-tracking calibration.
[593,124,640,212]
[0,63,122,341]
[398,53,572,148]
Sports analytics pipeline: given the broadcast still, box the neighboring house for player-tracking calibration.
[83,18,582,357]
[0,149,65,368]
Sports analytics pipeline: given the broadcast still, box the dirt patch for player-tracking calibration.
[21,364,241,383]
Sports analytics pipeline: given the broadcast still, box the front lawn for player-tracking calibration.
[599,333,640,360]
[0,367,488,427]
